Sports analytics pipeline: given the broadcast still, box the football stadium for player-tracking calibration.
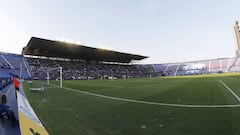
[1,20,240,135]
[2,1,240,135]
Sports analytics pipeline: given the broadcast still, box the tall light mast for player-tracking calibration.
[234,21,240,56]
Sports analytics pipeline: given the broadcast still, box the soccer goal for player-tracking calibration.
[30,66,63,91]
[46,67,63,88]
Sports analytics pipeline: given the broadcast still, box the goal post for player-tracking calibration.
[46,67,63,88]
[29,66,63,91]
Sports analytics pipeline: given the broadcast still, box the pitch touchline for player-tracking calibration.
[52,84,240,108]
[219,80,240,102]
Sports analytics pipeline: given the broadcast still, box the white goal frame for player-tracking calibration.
[46,67,63,88]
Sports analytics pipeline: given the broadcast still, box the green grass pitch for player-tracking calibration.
[23,73,240,135]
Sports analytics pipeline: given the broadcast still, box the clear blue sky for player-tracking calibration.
[0,0,240,64]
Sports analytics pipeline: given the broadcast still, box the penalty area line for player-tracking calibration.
[219,80,240,102]
[51,84,240,108]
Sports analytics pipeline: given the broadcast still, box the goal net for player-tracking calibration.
[31,67,63,91]
[46,67,63,88]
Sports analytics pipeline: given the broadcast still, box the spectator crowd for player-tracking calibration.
[27,57,155,80]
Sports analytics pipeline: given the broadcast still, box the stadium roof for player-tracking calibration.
[22,37,148,63]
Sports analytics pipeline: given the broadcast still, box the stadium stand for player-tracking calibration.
[228,56,240,72]
[28,56,240,79]
[0,52,32,80]
[22,37,147,63]
[22,37,155,80]
[19,37,240,79]
[26,57,155,80]
[150,57,240,76]
[25,56,240,79]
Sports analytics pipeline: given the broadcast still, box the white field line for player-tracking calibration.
[219,80,240,102]
[49,84,240,108]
